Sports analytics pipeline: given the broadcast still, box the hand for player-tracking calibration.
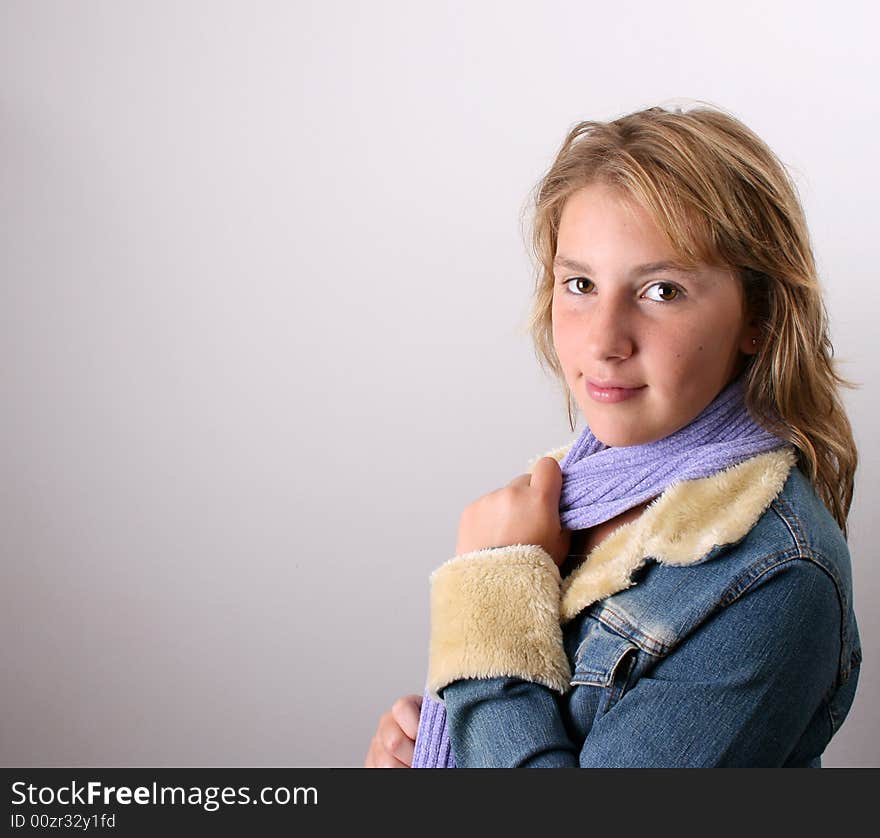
[455,456,571,568]
[364,693,423,768]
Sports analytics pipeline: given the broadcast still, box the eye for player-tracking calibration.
[562,277,594,295]
[644,281,682,303]
[561,277,683,303]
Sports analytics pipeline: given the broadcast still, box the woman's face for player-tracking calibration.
[551,182,759,447]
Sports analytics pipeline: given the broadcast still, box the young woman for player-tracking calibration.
[364,103,862,768]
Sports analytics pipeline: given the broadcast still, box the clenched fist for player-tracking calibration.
[455,456,571,567]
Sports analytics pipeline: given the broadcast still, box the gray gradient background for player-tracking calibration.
[2,0,877,767]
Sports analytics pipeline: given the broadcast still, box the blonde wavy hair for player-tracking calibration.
[521,101,860,538]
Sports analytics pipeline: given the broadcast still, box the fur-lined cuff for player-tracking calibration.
[426,544,572,702]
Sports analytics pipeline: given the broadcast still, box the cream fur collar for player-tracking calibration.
[527,443,798,623]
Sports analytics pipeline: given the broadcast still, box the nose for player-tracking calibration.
[581,290,636,361]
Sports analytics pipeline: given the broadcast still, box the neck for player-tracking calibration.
[562,497,657,576]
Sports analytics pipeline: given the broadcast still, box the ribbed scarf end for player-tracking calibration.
[411,690,456,768]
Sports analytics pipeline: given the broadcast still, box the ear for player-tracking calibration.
[738,318,762,356]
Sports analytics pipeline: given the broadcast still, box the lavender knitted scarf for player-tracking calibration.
[412,373,792,767]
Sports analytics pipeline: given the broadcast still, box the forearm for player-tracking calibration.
[427,543,575,767]
[439,676,579,767]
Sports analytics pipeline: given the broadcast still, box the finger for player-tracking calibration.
[530,456,563,500]
[507,473,533,489]
[391,695,423,741]
[389,732,415,766]
[381,716,416,766]
[365,737,383,767]
[376,753,410,768]
[366,738,409,768]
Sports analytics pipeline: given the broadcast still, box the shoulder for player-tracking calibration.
[764,465,854,596]
[592,463,859,688]
[718,463,856,641]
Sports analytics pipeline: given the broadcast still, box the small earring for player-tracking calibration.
[751,338,757,345]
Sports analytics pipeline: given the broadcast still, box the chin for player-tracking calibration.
[588,426,642,448]
[584,417,661,448]
[600,433,650,448]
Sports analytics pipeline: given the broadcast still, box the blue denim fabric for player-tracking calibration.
[437,465,862,767]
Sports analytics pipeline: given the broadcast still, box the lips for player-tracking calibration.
[585,379,647,404]
[587,379,644,390]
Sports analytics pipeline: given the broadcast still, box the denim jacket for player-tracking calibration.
[428,443,862,767]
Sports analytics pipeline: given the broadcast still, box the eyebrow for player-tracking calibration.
[552,256,696,277]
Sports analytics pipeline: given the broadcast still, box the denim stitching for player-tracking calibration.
[593,606,667,656]
[572,640,637,684]
[722,552,851,687]
[770,493,808,555]
[718,547,810,606]
[826,695,840,734]
[770,489,852,681]
[606,648,638,711]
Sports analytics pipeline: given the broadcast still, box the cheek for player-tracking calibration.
[552,312,580,370]
[658,322,739,397]
[663,318,727,361]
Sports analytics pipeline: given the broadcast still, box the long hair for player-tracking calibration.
[522,101,860,538]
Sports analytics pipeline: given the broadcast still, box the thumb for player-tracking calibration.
[531,456,564,504]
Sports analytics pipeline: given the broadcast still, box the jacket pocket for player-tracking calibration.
[570,618,639,715]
